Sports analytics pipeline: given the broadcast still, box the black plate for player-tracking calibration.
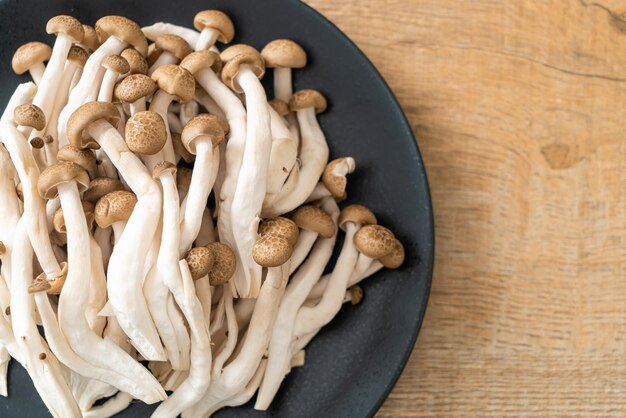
[0,0,434,416]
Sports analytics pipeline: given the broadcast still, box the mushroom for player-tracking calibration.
[57,144,98,179]
[321,157,356,200]
[142,22,201,48]
[85,177,125,267]
[0,146,22,294]
[120,47,149,75]
[124,110,168,169]
[288,204,336,273]
[114,74,157,115]
[261,39,306,103]
[79,24,100,52]
[180,99,199,126]
[1,82,37,124]
[193,10,234,51]
[97,55,130,102]
[14,103,45,139]
[265,103,299,198]
[12,42,52,85]
[67,101,166,361]
[148,34,192,75]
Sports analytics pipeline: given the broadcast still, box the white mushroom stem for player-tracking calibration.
[195,27,219,51]
[1,82,37,123]
[0,147,21,288]
[149,91,178,163]
[180,100,199,126]
[148,51,180,75]
[82,391,133,418]
[86,236,108,336]
[194,88,224,116]
[97,68,124,102]
[167,112,183,133]
[273,67,293,103]
[305,182,331,203]
[265,105,298,196]
[307,260,384,301]
[70,67,82,90]
[130,98,147,115]
[211,286,238,375]
[0,346,9,397]
[288,230,319,274]
[93,227,113,268]
[143,23,200,48]
[29,63,45,85]
[196,208,216,246]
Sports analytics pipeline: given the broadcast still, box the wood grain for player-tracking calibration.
[303,0,626,416]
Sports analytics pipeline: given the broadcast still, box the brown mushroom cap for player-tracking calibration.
[193,10,235,44]
[147,43,162,67]
[67,101,120,150]
[185,246,215,280]
[125,111,167,155]
[103,54,130,75]
[180,50,222,75]
[14,104,46,131]
[83,177,125,203]
[258,217,299,247]
[114,74,157,103]
[353,225,396,259]
[38,162,90,200]
[95,16,148,56]
[46,15,84,43]
[176,166,192,195]
[181,114,227,154]
[121,48,149,75]
[269,99,289,117]
[322,157,355,200]
[94,190,137,228]
[53,201,95,234]
[252,234,293,267]
[30,137,45,149]
[338,204,377,231]
[155,34,192,60]
[57,144,97,179]
[349,285,364,305]
[81,24,100,51]
[151,64,195,103]
[12,42,52,75]
[261,39,306,69]
[379,238,405,269]
[172,132,195,163]
[291,205,336,239]
[30,261,68,295]
[151,161,177,179]
[289,89,327,114]
[205,242,236,285]
[220,45,265,93]
[0,241,5,256]
[67,45,89,67]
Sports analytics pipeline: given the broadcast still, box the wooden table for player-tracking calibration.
[304,0,626,416]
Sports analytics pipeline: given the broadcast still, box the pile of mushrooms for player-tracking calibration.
[0,11,405,418]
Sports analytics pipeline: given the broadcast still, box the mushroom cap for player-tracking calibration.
[269,99,289,117]
[42,134,54,144]
[258,217,299,247]
[252,234,293,267]
[291,205,336,238]
[147,43,162,67]
[261,39,307,69]
[379,238,405,269]
[12,42,52,74]
[185,246,215,280]
[172,132,195,163]
[46,15,84,43]
[30,137,45,149]
[53,201,95,233]
[181,114,227,154]
[338,204,377,231]
[121,48,149,75]
[220,45,265,93]
[114,74,157,103]
[67,101,120,150]
[57,144,97,179]
[67,45,89,67]
[151,64,196,103]
[0,241,5,255]
[96,16,148,56]
[14,104,46,131]
[176,166,192,195]
[125,111,167,155]
[193,10,235,43]
[103,54,130,75]
[81,24,100,51]
[155,34,192,60]
[95,190,137,228]
[322,157,356,199]
[206,242,236,285]
[151,161,177,179]
[38,162,90,200]
[83,177,125,203]
[180,50,222,75]
[353,224,396,259]
[289,89,327,114]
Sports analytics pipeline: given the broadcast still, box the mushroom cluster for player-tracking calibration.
[0,11,406,418]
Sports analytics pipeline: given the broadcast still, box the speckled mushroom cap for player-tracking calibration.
[96,16,148,56]
[38,162,90,200]
[114,74,157,103]
[253,234,294,267]
[67,101,120,150]
[258,217,299,247]
[291,205,336,239]
[151,64,196,103]
[193,10,235,44]
[269,99,289,117]
[30,137,44,149]
[353,224,396,259]
[205,242,237,285]
[176,166,192,195]
[121,48,149,75]
[180,50,222,75]
[67,45,89,67]
[338,204,377,231]
[181,114,227,154]
[83,177,125,203]
[12,42,52,75]
[103,54,130,75]
[155,34,192,60]
[124,111,167,155]
[53,201,95,233]
[94,190,137,228]
[261,39,306,69]
[379,238,405,269]
[81,24,100,51]
[151,161,177,179]
[172,132,195,163]
[289,89,327,114]
[14,104,46,131]
[185,247,215,280]
[46,15,84,43]
[322,157,356,200]
[57,144,97,179]
[220,44,265,93]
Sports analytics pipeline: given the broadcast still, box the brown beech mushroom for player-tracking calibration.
[114,74,157,115]
[12,42,52,85]
[98,55,130,102]
[121,47,149,75]
[193,10,234,51]
[148,34,192,75]
[261,39,306,103]
[79,24,100,53]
